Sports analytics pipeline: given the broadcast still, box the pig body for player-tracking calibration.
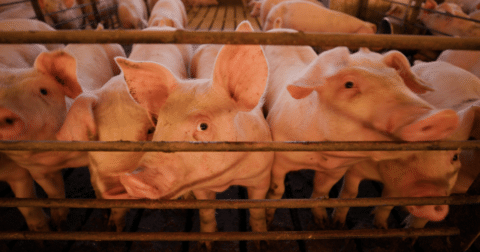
[419,0,480,37]
[57,26,192,231]
[262,33,459,227]
[445,0,480,14]
[117,0,148,29]
[437,49,480,78]
[148,0,187,28]
[38,0,84,29]
[249,0,322,26]
[0,43,125,228]
[0,19,64,68]
[0,0,36,20]
[263,0,376,33]
[112,21,272,250]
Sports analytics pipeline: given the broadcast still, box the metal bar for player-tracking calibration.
[1,195,479,209]
[0,31,479,50]
[0,140,479,152]
[0,228,461,241]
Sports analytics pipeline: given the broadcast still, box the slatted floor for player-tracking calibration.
[185,0,262,31]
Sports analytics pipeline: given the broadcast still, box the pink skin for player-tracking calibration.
[148,0,188,29]
[263,1,376,33]
[418,0,480,37]
[262,39,459,228]
[118,0,148,29]
[56,27,191,231]
[0,43,124,229]
[332,150,461,229]
[248,0,322,26]
[437,49,480,79]
[38,0,84,29]
[114,20,271,251]
[0,153,50,232]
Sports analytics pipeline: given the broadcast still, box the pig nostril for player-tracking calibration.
[434,205,444,212]
[5,118,14,125]
[422,125,433,132]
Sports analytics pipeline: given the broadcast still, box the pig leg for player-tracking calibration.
[7,168,50,232]
[29,170,68,230]
[265,160,289,226]
[310,168,348,229]
[372,187,395,229]
[331,169,363,229]
[193,189,217,251]
[108,208,129,232]
[246,174,270,249]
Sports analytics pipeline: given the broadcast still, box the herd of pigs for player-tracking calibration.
[1,0,480,250]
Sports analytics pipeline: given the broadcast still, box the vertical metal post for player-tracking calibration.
[30,0,45,21]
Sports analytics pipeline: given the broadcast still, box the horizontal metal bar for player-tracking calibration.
[0,228,460,241]
[0,140,478,152]
[1,195,479,209]
[0,31,479,50]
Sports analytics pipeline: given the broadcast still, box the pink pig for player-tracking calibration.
[117,0,148,29]
[445,0,480,14]
[109,21,272,250]
[332,149,461,229]
[0,43,125,229]
[56,25,192,232]
[418,0,480,37]
[437,49,480,79]
[262,31,459,227]
[249,0,322,26]
[263,0,376,33]
[0,19,65,69]
[148,0,188,28]
[38,0,84,29]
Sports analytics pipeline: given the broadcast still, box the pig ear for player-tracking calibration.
[56,94,98,141]
[287,47,351,99]
[116,57,177,117]
[236,20,254,31]
[212,44,268,111]
[423,0,437,10]
[382,51,434,94]
[34,50,83,99]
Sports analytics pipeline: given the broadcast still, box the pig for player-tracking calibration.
[0,0,36,20]
[384,0,417,20]
[147,0,188,28]
[248,0,323,26]
[437,49,480,79]
[38,0,84,29]
[106,21,271,250]
[395,60,480,230]
[332,149,461,229]
[445,0,480,14]
[117,0,148,29]
[262,32,459,228]
[56,25,192,231]
[0,153,50,232]
[418,0,480,37]
[0,43,125,229]
[263,0,376,33]
[0,19,65,69]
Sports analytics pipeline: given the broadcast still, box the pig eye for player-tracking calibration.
[452,154,459,162]
[344,81,354,89]
[197,123,208,131]
[40,88,48,95]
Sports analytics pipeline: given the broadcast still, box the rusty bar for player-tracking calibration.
[1,195,479,209]
[0,228,460,241]
[0,30,479,50]
[0,140,479,152]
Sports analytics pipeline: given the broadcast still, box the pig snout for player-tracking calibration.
[0,108,25,140]
[397,109,458,141]
[120,166,162,199]
[406,204,449,222]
